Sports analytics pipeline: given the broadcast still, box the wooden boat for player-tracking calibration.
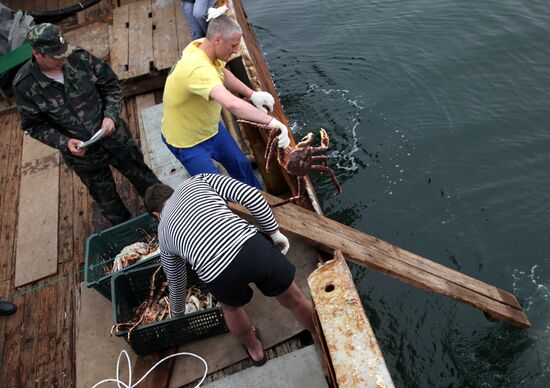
[0,0,529,387]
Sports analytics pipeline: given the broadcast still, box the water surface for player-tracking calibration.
[245,0,550,386]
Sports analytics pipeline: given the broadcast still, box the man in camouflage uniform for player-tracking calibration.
[13,23,160,225]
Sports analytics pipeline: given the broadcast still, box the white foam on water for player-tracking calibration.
[306,84,363,172]
[511,264,550,312]
[510,264,550,382]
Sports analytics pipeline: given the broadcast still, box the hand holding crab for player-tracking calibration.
[238,119,342,207]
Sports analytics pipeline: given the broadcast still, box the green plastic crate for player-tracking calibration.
[112,263,228,354]
[84,213,161,300]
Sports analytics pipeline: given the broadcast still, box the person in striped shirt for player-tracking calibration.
[144,174,315,366]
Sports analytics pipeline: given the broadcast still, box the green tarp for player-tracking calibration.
[0,42,31,74]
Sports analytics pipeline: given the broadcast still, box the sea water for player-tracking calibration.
[246,0,550,386]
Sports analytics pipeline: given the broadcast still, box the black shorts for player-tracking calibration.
[206,232,296,307]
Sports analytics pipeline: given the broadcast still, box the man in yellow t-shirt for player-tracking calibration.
[161,15,291,188]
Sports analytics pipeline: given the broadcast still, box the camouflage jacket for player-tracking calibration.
[12,48,137,171]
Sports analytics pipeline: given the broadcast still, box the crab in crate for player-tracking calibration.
[185,286,219,313]
[108,229,160,274]
[111,267,220,341]
[111,266,170,341]
[238,119,343,207]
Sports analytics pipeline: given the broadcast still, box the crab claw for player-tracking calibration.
[320,128,329,148]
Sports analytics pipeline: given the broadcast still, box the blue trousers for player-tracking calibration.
[181,0,217,40]
[163,122,262,189]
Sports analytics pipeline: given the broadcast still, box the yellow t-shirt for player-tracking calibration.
[161,39,226,148]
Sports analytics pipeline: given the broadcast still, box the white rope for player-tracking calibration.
[91,349,208,388]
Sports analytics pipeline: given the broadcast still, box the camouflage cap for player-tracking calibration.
[27,23,76,59]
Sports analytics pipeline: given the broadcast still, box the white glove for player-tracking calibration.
[268,118,290,148]
[270,230,290,254]
[206,3,230,22]
[250,91,274,113]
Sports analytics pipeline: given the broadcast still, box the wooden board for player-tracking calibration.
[128,1,153,78]
[111,4,130,78]
[152,1,179,71]
[0,113,22,286]
[229,193,532,329]
[111,0,186,81]
[15,135,59,287]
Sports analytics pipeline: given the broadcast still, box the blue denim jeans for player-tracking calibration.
[181,0,217,40]
[162,122,262,189]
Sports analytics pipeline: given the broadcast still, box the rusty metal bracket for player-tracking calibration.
[308,250,394,387]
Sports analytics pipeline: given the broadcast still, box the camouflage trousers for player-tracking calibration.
[73,148,160,225]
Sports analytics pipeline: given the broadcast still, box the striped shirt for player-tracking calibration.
[158,173,278,314]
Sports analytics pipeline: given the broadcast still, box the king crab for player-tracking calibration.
[238,119,342,207]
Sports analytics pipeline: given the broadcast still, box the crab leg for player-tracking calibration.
[310,165,343,195]
[271,177,306,207]
[311,156,328,166]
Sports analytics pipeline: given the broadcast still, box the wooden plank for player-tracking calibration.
[35,278,58,367]
[58,164,74,263]
[135,93,157,165]
[55,262,77,387]
[120,0,140,5]
[111,4,130,79]
[127,2,142,78]
[45,0,58,11]
[72,172,90,264]
[133,347,176,388]
[128,1,153,78]
[121,71,169,97]
[228,193,531,328]
[1,286,24,387]
[0,113,23,284]
[35,360,58,387]
[152,0,178,71]
[21,0,37,12]
[8,0,23,11]
[15,135,59,287]
[17,289,42,387]
[0,114,12,212]
[58,0,73,9]
[0,280,10,379]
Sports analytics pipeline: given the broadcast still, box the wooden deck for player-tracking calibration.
[0,1,309,386]
[0,0,531,386]
[0,1,176,387]
[0,100,151,387]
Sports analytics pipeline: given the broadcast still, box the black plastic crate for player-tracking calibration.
[111,263,228,354]
[84,213,161,300]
